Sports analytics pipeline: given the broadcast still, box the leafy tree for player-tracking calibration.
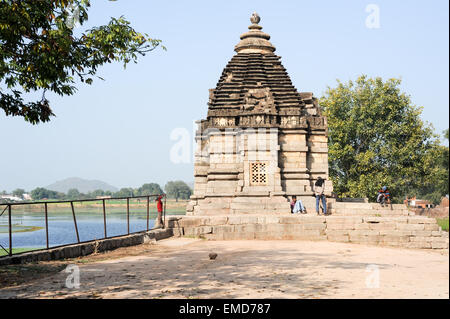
[321,75,440,203]
[66,188,80,199]
[114,187,134,198]
[137,183,163,196]
[88,189,105,198]
[164,181,192,202]
[0,0,164,124]
[12,188,25,198]
[417,129,449,204]
[30,187,63,200]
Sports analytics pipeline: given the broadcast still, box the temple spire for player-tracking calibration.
[234,13,276,54]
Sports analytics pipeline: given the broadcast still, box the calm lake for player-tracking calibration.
[0,205,183,252]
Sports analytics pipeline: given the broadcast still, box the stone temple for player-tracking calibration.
[187,13,332,215]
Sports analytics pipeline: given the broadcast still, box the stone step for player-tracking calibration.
[331,208,409,214]
[168,214,449,250]
[332,202,407,210]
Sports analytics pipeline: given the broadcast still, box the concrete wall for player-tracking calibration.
[0,228,177,266]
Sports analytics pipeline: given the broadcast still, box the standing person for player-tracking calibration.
[155,195,164,228]
[314,177,327,215]
[376,186,391,207]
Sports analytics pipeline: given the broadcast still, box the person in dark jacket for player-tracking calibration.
[314,177,328,215]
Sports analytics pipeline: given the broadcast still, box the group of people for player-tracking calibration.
[290,177,328,215]
[290,178,391,215]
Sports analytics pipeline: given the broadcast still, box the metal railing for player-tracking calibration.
[0,194,167,257]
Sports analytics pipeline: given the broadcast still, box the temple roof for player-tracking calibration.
[207,13,317,116]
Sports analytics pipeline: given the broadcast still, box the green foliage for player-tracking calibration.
[0,0,164,124]
[66,188,80,199]
[137,183,163,196]
[437,217,449,232]
[114,187,135,198]
[164,181,192,201]
[321,75,442,203]
[12,188,25,198]
[30,187,64,200]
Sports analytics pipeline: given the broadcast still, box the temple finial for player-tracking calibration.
[250,12,260,24]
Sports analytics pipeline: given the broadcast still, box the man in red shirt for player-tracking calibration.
[155,195,164,228]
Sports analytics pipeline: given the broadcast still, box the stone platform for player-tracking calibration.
[166,210,449,250]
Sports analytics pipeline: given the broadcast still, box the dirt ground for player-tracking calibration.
[0,238,448,299]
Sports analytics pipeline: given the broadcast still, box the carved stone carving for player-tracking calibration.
[242,88,275,113]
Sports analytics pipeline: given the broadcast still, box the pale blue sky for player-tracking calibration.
[0,0,448,192]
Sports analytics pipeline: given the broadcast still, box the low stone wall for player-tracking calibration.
[165,215,449,250]
[0,228,175,265]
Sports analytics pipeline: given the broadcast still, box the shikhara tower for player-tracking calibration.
[187,13,332,215]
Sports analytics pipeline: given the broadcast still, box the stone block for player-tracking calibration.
[204,216,229,225]
[410,230,432,237]
[396,223,425,231]
[327,235,350,243]
[258,215,280,224]
[409,236,433,243]
[424,224,440,231]
[431,242,448,249]
[212,225,235,234]
[325,230,349,236]
[368,223,396,231]
[431,231,443,237]
[326,216,363,224]
[353,223,371,230]
[379,230,412,236]
[279,216,303,224]
[227,216,259,225]
[179,217,205,228]
[380,235,410,243]
[430,237,449,244]
[301,223,326,231]
[326,223,357,230]
[406,242,432,249]
[349,230,380,237]
[349,235,381,244]
[407,217,436,224]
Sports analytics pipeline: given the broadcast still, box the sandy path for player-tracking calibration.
[0,238,448,299]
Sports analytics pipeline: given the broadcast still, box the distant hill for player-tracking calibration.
[46,177,118,194]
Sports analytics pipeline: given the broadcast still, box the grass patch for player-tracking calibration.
[437,217,449,232]
[0,247,43,257]
[0,225,43,234]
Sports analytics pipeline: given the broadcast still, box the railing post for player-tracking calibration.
[103,199,107,238]
[8,205,12,257]
[44,203,49,249]
[127,198,130,234]
[146,196,150,231]
[163,194,166,229]
[71,201,80,243]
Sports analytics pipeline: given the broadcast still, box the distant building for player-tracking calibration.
[96,195,112,199]
[0,195,23,202]
[405,196,434,209]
